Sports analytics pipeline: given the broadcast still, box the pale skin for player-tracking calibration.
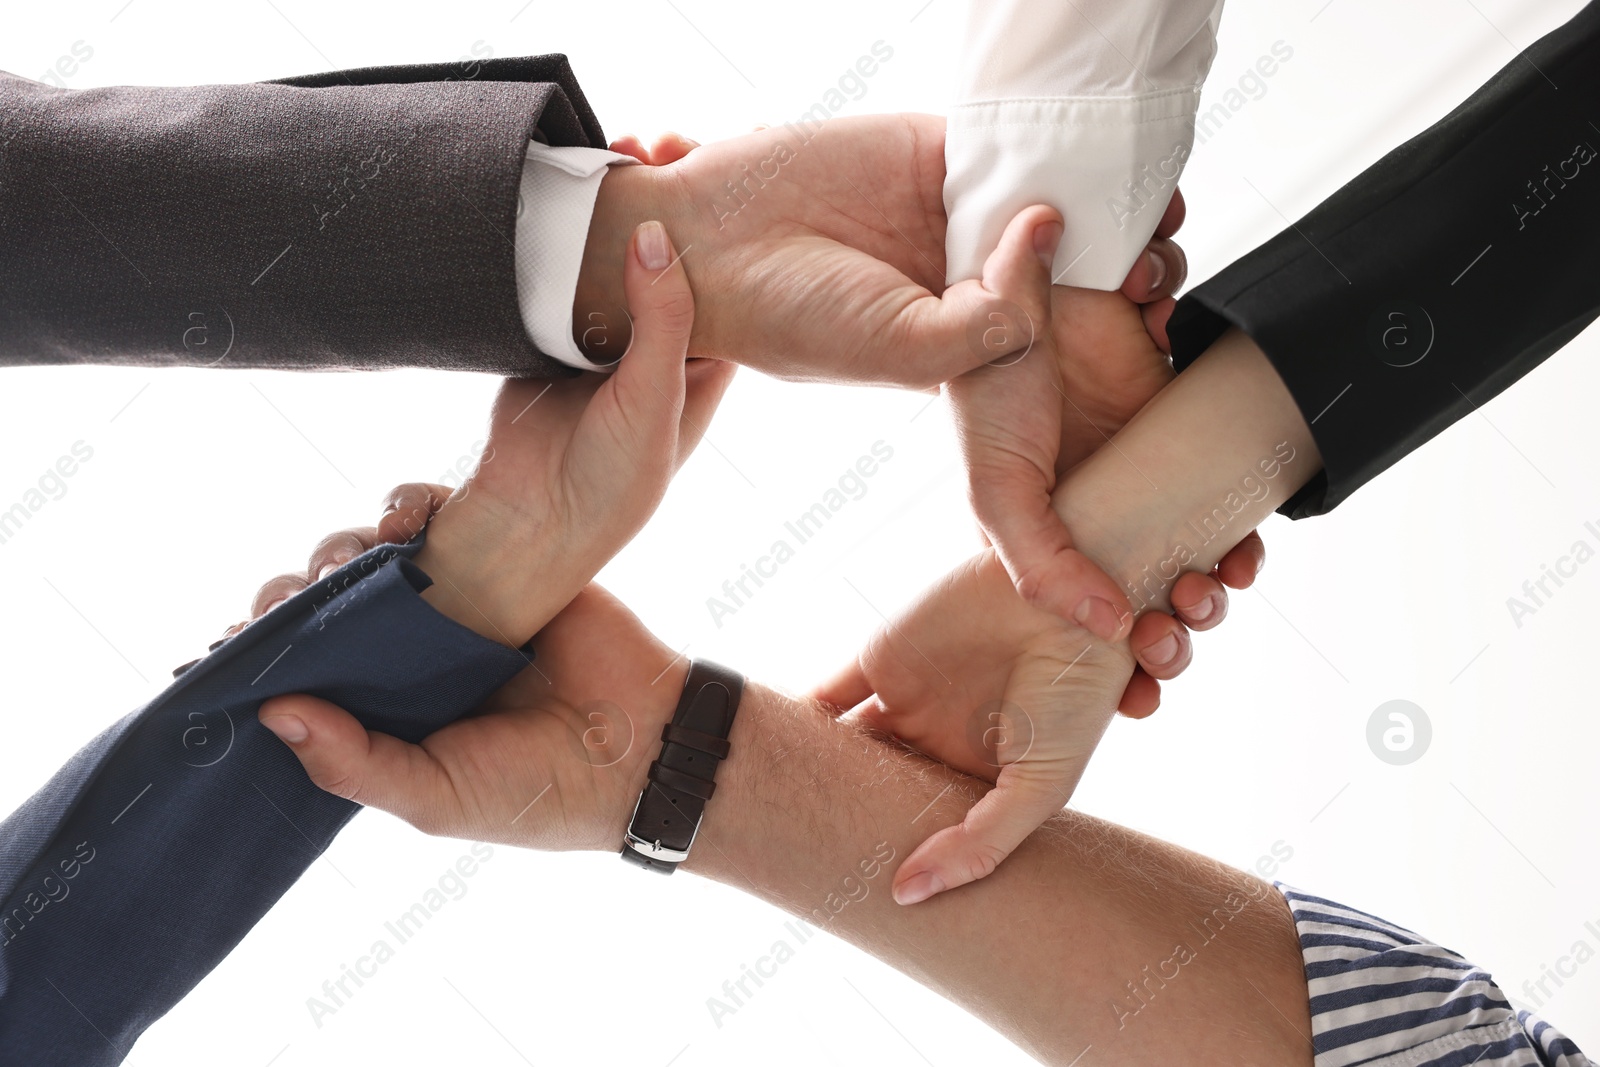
[253,552,1315,1067]
[259,193,1232,701]
[829,326,1320,903]
[256,204,1314,907]
[574,120,1191,644]
[811,203,1320,903]
[245,217,735,652]
[253,315,1325,1064]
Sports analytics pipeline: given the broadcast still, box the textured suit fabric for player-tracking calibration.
[1169,1,1600,518]
[0,55,605,377]
[0,540,533,1065]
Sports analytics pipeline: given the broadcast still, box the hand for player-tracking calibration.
[812,549,1132,905]
[409,220,737,645]
[245,498,684,851]
[946,197,1264,710]
[576,115,1024,389]
[257,578,684,852]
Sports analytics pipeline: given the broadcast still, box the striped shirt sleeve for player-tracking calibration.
[1280,885,1591,1067]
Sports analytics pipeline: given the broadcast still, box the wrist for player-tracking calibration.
[593,658,688,853]
[679,685,976,910]
[573,162,688,360]
[675,681,785,883]
[409,494,572,646]
[1052,329,1320,614]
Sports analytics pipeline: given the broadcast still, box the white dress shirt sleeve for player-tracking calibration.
[513,142,636,370]
[944,0,1225,289]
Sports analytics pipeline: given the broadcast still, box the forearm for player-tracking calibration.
[685,684,1311,1066]
[1052,328,1321,614]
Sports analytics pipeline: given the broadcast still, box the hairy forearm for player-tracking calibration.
[686,684,1311,1066]
[1054,329,1322,614]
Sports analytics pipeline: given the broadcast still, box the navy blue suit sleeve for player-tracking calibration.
[0,539,534,1065]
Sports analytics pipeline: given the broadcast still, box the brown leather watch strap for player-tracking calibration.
[620,659,743,873]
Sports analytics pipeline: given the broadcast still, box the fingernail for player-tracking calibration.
[317,561,343,581]
[637,220,672,270]
[1033,220,1064,269]
[263,598,287,615]
[261,715,308,745]
[1146,250,1168,295]
[1141,632,1181,667]
[894,871,945,906]
[1073,597,1124,641]
[1186,593,1218,623]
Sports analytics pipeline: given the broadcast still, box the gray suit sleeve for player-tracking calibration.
[0,55,605,377]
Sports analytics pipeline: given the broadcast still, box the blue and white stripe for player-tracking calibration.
[1280,886,1591,1067]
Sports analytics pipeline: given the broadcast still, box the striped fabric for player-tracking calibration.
[1280,886,1591,1067]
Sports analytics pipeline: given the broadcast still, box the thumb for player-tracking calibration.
[258,695,458,831]
[595,221,695,464]
[951,204,1064,367]
[885,206,1067,388]
[946,207,1133,639]
[978,203,1060,334]
[891,763,1080,906]
[975,474,1133,641]
[949,365,1132,638]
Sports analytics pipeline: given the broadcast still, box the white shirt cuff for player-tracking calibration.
[514,142,636,371]
[943,90,1201,290]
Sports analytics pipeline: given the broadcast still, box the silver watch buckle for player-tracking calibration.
[623,789,697,863]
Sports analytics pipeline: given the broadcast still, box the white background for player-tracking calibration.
[3,0,1598,1063]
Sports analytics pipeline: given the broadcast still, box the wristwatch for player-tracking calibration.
[620,659,744,873]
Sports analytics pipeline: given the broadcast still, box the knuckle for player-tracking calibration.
[252,574,302,614]
[314,768,364,804]
[383,482,429,511]
[645,290,696,336]
[962,837,1010,883]
[1012,572,1045,608]
[381,505,433,542]
[307,542,346,576]
[1011,563,1057,610]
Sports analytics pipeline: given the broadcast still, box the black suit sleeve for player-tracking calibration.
[0,55,603,377]
[1168,1,1600,519]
